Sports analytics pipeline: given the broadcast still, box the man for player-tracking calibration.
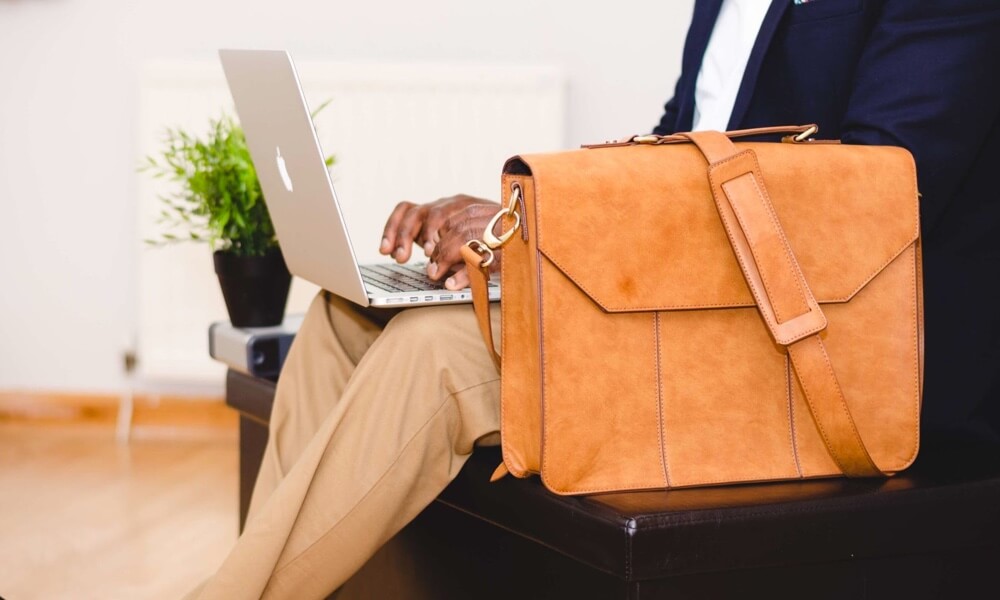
[195,1,1000,597]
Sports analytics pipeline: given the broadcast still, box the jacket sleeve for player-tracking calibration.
[652,93,681,136]
[839,0,1000,233]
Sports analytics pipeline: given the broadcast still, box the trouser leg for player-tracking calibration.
[248,292,387,521]
[198,294,501,600]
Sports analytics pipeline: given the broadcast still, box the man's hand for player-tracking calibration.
[380,195,500,290]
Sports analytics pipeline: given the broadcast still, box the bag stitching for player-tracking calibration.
[499,174,512,474]
[724,175,784,322]
[538,240,918,312]
[787,340,849,473]
[499,174,530,477]
[722,171,809,324]
[744,153,831,343]
[907,244,921,466]
[747,158,813,321]
[904,157,922,469]
[708,156,784,340]
[787,335,881,475]
[787,356,803,478]
[537,174,553,485]
[815,335,878,472]
[654,313,671,487]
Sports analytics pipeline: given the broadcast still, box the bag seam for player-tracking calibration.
[787,355,803,478]
[654,313,671,488]
[722,170,810,324]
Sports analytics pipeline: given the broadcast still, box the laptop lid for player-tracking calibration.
[219,49,371,306]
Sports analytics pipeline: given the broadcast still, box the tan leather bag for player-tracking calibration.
[462,126,923,495]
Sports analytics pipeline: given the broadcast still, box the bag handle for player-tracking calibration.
[680,130,885,477]
[581,123,819,149]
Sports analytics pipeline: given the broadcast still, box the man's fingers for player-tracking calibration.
[380,202,415,256]
[444,267,470,291]
[427,234,463,281]
[419,217,445,257]
[422,216,454,258]
[417,197,471,256]
[424,210,464,262]
[393,204,428,263]
[429,206,494,276]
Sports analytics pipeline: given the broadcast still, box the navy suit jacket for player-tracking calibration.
[655,0,1000,447]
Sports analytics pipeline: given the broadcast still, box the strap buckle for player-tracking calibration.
[784,125,819,144]
[482,183,523,250]
[632,134,662,145]
[464,240,496,268]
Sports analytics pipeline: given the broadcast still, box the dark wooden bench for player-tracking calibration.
[227,369,1000,599]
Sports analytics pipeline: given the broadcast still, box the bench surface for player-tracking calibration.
[226,369,1000,599]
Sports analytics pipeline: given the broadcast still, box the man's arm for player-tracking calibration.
[839,0,1000,234]
[652,93,681,136]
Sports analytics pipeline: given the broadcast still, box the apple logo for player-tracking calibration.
[276,146,294,192]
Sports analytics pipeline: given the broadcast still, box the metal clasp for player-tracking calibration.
[482,183,522,250]
[464,239,496,268]
[792,125,819,143]
[632,134,662,145]
[464,182,523,269]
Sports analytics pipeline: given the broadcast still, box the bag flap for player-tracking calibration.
[508,141,919,312]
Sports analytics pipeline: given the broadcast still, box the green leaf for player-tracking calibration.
[311,98,334,119]
[138,106,336,256]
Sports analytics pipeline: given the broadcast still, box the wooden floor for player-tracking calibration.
[0,421,239,600]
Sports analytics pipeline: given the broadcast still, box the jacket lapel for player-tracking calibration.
[726,0,791,129]
[689,0,724,73]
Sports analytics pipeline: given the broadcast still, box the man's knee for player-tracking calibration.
[382,304,471,345]
[376,304,494,377]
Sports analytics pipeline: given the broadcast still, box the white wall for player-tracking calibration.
[0,0,694,394]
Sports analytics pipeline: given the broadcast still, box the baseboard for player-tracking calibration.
[0,390,236,434]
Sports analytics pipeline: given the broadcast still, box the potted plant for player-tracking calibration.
[142,111,333,327]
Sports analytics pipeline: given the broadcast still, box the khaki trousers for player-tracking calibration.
[195,292,501,599]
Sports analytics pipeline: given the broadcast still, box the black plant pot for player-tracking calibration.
[213,248,292,328]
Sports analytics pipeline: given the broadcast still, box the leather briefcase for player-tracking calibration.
[463,125,923,495]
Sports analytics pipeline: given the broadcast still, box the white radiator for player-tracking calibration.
[136,59,566,384]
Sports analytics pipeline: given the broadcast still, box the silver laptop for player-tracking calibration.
[219,49,500,307]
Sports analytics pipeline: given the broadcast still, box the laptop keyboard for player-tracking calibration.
[360,263,498,293]
[360,263,442,293]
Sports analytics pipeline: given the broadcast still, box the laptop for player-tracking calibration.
[219,49,500,307]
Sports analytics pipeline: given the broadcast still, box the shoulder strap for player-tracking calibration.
[681,130,884,477]
[461,243,500,371]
